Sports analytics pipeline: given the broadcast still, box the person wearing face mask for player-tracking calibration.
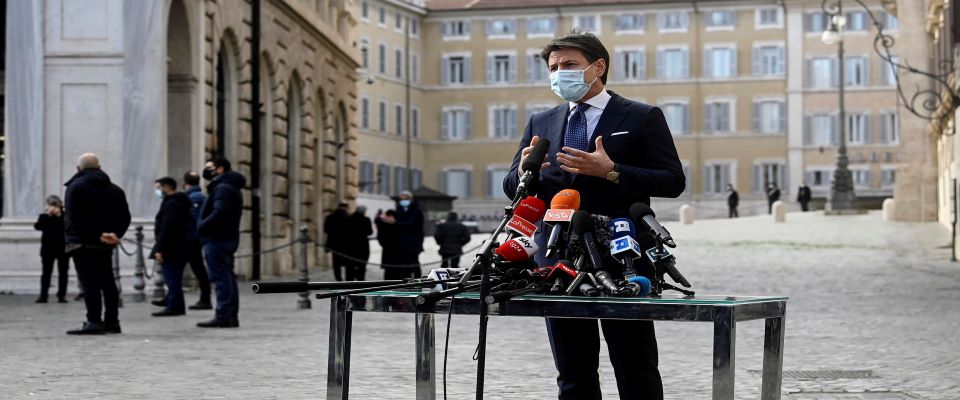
[34,195,70,304]
[196,156,246,328]
[503,30,685,400]
[377,190,425,280]
[149,177,193,317]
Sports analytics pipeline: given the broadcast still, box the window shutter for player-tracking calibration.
[780,164,788,193]
[777,47,785,75]
[704,103,715,133]
[513,19,522,35]
[656,49,665,78]
[441,57,450,85]
[465,170,473,197]
[614,51,625,81]
[703,166,712,193]
[465,110,472,139]
[486,169,494,198]
[753,164,761,192]
[703,48,713,78]
[464,21,471,35]
[441,170,449,194]
[441,111,449,139]
[526,54,534,82]
[639,51,647,79]
[831,115,839,145]
[830,58,839,87]
[730,48,738,77]
[863,113,872,144]
[752,102,761,132]
[721,165,730,190]
[730,10,739,26]
[681,50,690,78]
[463,56,472,84]
[508,54,517,82]
[863,58,871,86]
[778,102,786,132]
[879,113,889,143]
[752,47,761,76]
[509,108,518,138]
[803,115,812,144]
[485,20,493,35]
[486,55,494,84]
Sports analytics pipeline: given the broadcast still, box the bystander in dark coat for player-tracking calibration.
[323,203,350,281]
[34,195,70,303]
[434,212,471,268]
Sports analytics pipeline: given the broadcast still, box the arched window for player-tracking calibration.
[286,77,303,223]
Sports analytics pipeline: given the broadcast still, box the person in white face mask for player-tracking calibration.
[503,29,686,400]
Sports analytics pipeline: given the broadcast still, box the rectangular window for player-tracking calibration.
[442,108,472,140]
[444,169,472,198]
[705,10,735,29]
[487,168,510,199]
[657,47,689,79]
[378,101,387,132]
[805,13,827,32]
[614,49,646,81]
[881,56,899,86]
[703,100,733,133]
[361,1,368,19]
[704,46,737,78]
[845,56,868,87]
[846,113,871,144]
[753,100,785,133]
[395,104,403,136]
[807,57,837,88]
[411,108,419,138]
[411,168,423,190]
[882,11,899,31]
[853,169,871,188]
[526,17,556,36]
[393,166,406,195]
[487,53,517,84]
[489,105,518,139]
[804,114,838,145]
[878,112,899,144]
[805,169,834,187]
[658,11,689,32]
[615,14,645,33]
[442,20,471,38]
[359,161,375,193]
[360,98,369,129]
[756,8,782,28]
[395,13,402,31]
[526,103,554,119]
[753,44,785,76]
[753,163,787,193]
[845,11,868,31]
[661,102,688,134]
[411,19,419,36]
[575,15,599,33]
[378,44,386,74]
[442,55,471,85]
[378,7,385,25]
[880,168,896,187]
[486,19,516,37]
[360,41,370,69]
[395,48,403,79]
[411,53,420,83]
[377,164,391,195]
[703,163,733,194]
[526,53,549,83]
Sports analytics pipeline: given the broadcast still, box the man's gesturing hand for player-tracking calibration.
[518,135,552,177]
[557,137,615,178]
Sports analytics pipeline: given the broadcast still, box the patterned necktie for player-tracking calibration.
[564,103,591,181]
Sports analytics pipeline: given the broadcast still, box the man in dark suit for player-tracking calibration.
[197,156,246,328]
[503,30,685,400]
[433,211,471,268]
[150,176,193,317]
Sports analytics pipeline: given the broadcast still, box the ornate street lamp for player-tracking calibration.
[822,1,856,211]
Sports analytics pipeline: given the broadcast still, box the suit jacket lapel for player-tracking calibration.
[587,91,629,152]
[546,104,569,148]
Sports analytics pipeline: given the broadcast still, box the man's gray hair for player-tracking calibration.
[77,153,101,169]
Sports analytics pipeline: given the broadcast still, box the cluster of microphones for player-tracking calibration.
[463,188,694,303]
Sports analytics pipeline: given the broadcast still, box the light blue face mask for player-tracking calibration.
[155,189,164,199]
[399,199,412,208]
[549,62,598,103]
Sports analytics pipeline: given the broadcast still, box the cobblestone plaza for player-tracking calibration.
[1,211,958,399]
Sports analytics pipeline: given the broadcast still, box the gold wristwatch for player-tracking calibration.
[605,163,621,183]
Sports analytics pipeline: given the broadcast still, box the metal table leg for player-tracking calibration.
[712,307,736,400]
[415,313,436,400]
[327,296,353,400]
[760,307,786,400]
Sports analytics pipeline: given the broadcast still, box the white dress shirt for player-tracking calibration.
[567,89,611,141]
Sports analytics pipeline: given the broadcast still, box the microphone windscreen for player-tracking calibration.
[571,210,594,235]
[495,237,539,262]
[609,218,636,239]
[550,189,581,210]
[515,196,547,222]
[629,202,655,223]
[521,138,551,174]
[626,276,652,296]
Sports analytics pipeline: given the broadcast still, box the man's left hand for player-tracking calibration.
[100,233,119,246]
[557,137,615,178]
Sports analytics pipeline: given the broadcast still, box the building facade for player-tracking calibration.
[1,0,360,292]
[354,0,903,224]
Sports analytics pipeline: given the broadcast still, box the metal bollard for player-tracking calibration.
[113,247,124,308]
[132,226,147,302]
[297,224,312,309]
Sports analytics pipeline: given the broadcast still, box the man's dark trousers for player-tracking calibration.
[344,259,367,281]
[40,255,70,300]
[546,318,663,400]
[161,256,187,313]
[72,247,119,324]
[186,240,211,303]
[331,253,347,281]
[203,241,238,321]
[440,254,461,269]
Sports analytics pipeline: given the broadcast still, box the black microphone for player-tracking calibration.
[578,282,601,297]
[629,203,676,248]
[571,211,604,271]
[517,138,550,196]
[594,270,622,296]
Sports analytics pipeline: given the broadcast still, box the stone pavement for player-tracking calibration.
[1,211,959,399]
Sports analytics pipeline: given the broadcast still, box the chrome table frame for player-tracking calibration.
[325,292,787,400]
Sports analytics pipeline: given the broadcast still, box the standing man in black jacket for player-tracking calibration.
[503,31,685,400]
[64,153,131,335]
[150,177,193,317]
[343,205,373,281]
[323,202,350,281]
[727,184,739,218]
[197,156,245,328]
[183,171,212,309]
[433,212,471,268]
[34,195,69,303]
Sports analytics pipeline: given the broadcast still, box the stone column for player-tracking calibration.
[3,0,45,219]
[892,0,939,222]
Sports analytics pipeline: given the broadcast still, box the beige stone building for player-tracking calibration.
[354,0,903,222]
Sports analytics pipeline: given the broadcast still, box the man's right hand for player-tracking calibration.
[518,135,551,177]
[100,233,119,246]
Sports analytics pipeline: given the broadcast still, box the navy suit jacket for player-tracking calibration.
[503,90,686,220]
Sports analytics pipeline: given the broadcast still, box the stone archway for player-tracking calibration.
[166,0,195,177]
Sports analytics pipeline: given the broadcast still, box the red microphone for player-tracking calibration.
[547,259,577,294]
[544,189,581,258]
[506,196,547,239]
[494,237,539,263]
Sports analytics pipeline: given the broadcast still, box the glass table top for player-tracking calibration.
[342,290,788,306]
